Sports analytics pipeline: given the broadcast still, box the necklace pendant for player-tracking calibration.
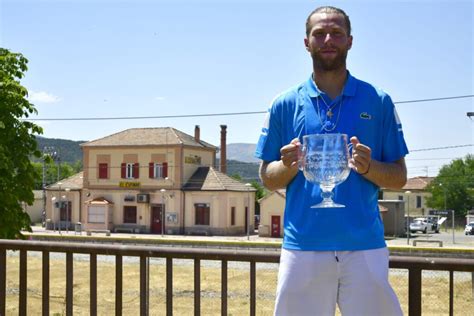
[326,110,333,118]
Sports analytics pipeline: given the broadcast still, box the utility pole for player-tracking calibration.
[245,183,252,241]
[42,146,58,228]
[405,191,412,245]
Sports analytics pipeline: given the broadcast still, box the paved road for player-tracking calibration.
[29,226,474,249]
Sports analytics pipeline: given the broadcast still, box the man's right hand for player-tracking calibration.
[280,138,301,168]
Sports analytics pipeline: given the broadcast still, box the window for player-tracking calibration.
[416,196,422,208]
[123,206,137,223]
[88,206,105,223]
[398,196,404,201]
[149,162,168,179]
[98,163,108,179]
[126,163,134,179]
[378,191,384,200]
[122,163,139,179]
[231,207,236,226]
[195,203,210,225]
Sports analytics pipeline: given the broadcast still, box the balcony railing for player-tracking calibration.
[0,240,473,315]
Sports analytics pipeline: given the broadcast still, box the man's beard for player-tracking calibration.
[313,48,348,71]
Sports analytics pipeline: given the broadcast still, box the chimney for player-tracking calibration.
[220,125,227,174]
[194,125,200,143]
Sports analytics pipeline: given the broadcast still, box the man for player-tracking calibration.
[255,6,408,316]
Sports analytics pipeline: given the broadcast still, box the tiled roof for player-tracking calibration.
[46,172,83,190]
[402,176,434,191]
[183,167,257,192]
[258,189,286,203]
[81,127,216,149]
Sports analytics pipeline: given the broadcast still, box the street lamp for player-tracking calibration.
[65,188,71,233]
[440,183,455,243]
[160,188,166,237]
[57,182,62,235]
[41,147,58,227]
[245,183,252,241]
[405,190,411,245]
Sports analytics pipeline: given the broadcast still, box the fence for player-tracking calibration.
[0,240,473,315]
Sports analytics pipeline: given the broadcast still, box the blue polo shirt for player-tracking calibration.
[255,72,409,251]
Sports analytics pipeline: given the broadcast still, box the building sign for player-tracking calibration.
[166,212,178,223]
[119,181,141,188]
[185,155,201,165]
[429,210,450,216]
[124,195,135,202]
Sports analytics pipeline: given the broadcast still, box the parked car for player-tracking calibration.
[410,218,436,234]
[426,216,440,233]
[465,222,474,235]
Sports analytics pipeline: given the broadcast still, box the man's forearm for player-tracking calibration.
[363,158,407,189]
[259,160,299,191]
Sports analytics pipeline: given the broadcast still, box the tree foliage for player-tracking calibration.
[426,155,474,216]
[0,48,43,238]
[31,161,82,190]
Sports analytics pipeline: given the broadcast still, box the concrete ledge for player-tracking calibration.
[86,229,111,236]
[413,239,443,247]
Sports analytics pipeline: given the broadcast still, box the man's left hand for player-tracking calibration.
[350,136,371,175]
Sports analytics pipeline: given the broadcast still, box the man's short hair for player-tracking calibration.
[305,6,351,37]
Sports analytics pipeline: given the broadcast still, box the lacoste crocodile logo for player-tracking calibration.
[360,112,372,120]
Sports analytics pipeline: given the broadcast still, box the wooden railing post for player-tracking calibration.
[116,255,123,316]
[19,250,27,316]
[66,252,73,315]
[408,268,422,316]
[221,260,228,316]
[42,251,49,316]
[0,249,6,316]
[194,258,201,316]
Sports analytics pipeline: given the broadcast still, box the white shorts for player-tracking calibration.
[274,247,403,316]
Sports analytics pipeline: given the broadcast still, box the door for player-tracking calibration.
[271,216,281,237]
[151,205,165,234]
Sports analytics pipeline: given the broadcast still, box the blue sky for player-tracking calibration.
[1,0,473,177]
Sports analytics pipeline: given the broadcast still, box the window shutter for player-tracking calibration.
[149,162,154,178]
[163,162,168,178]
[134,163,139,179]
[99,163,108,179]
[121,163,126,178]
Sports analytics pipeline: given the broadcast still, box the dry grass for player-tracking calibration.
[4,253,473,315]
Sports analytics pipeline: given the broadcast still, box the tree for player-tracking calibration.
[250,180,267,201]
[426,155,474,216]
[0,48,43,238]
[31,161,82,190]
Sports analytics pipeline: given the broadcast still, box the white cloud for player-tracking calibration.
[154,96,165,101]
[28,91,61,103]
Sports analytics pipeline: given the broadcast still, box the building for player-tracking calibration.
[381,176,434,216]
[22,190,44,224]
[45,126,256,235]
[258,190,285,238]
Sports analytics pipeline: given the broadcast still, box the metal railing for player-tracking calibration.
[0,240,473,316]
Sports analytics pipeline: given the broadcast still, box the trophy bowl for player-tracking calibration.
[299,133,351,208]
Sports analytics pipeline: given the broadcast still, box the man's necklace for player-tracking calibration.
[319,95,340,119]
[315,95,344,132]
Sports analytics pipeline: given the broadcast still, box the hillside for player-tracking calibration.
[226,143,259,163]
[35,136,85,163]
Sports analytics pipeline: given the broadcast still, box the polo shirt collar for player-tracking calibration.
[305,71,357,98]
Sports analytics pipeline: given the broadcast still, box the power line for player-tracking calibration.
[393,95,474,104]
[410,144,473,152]
[24,94,474,122]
